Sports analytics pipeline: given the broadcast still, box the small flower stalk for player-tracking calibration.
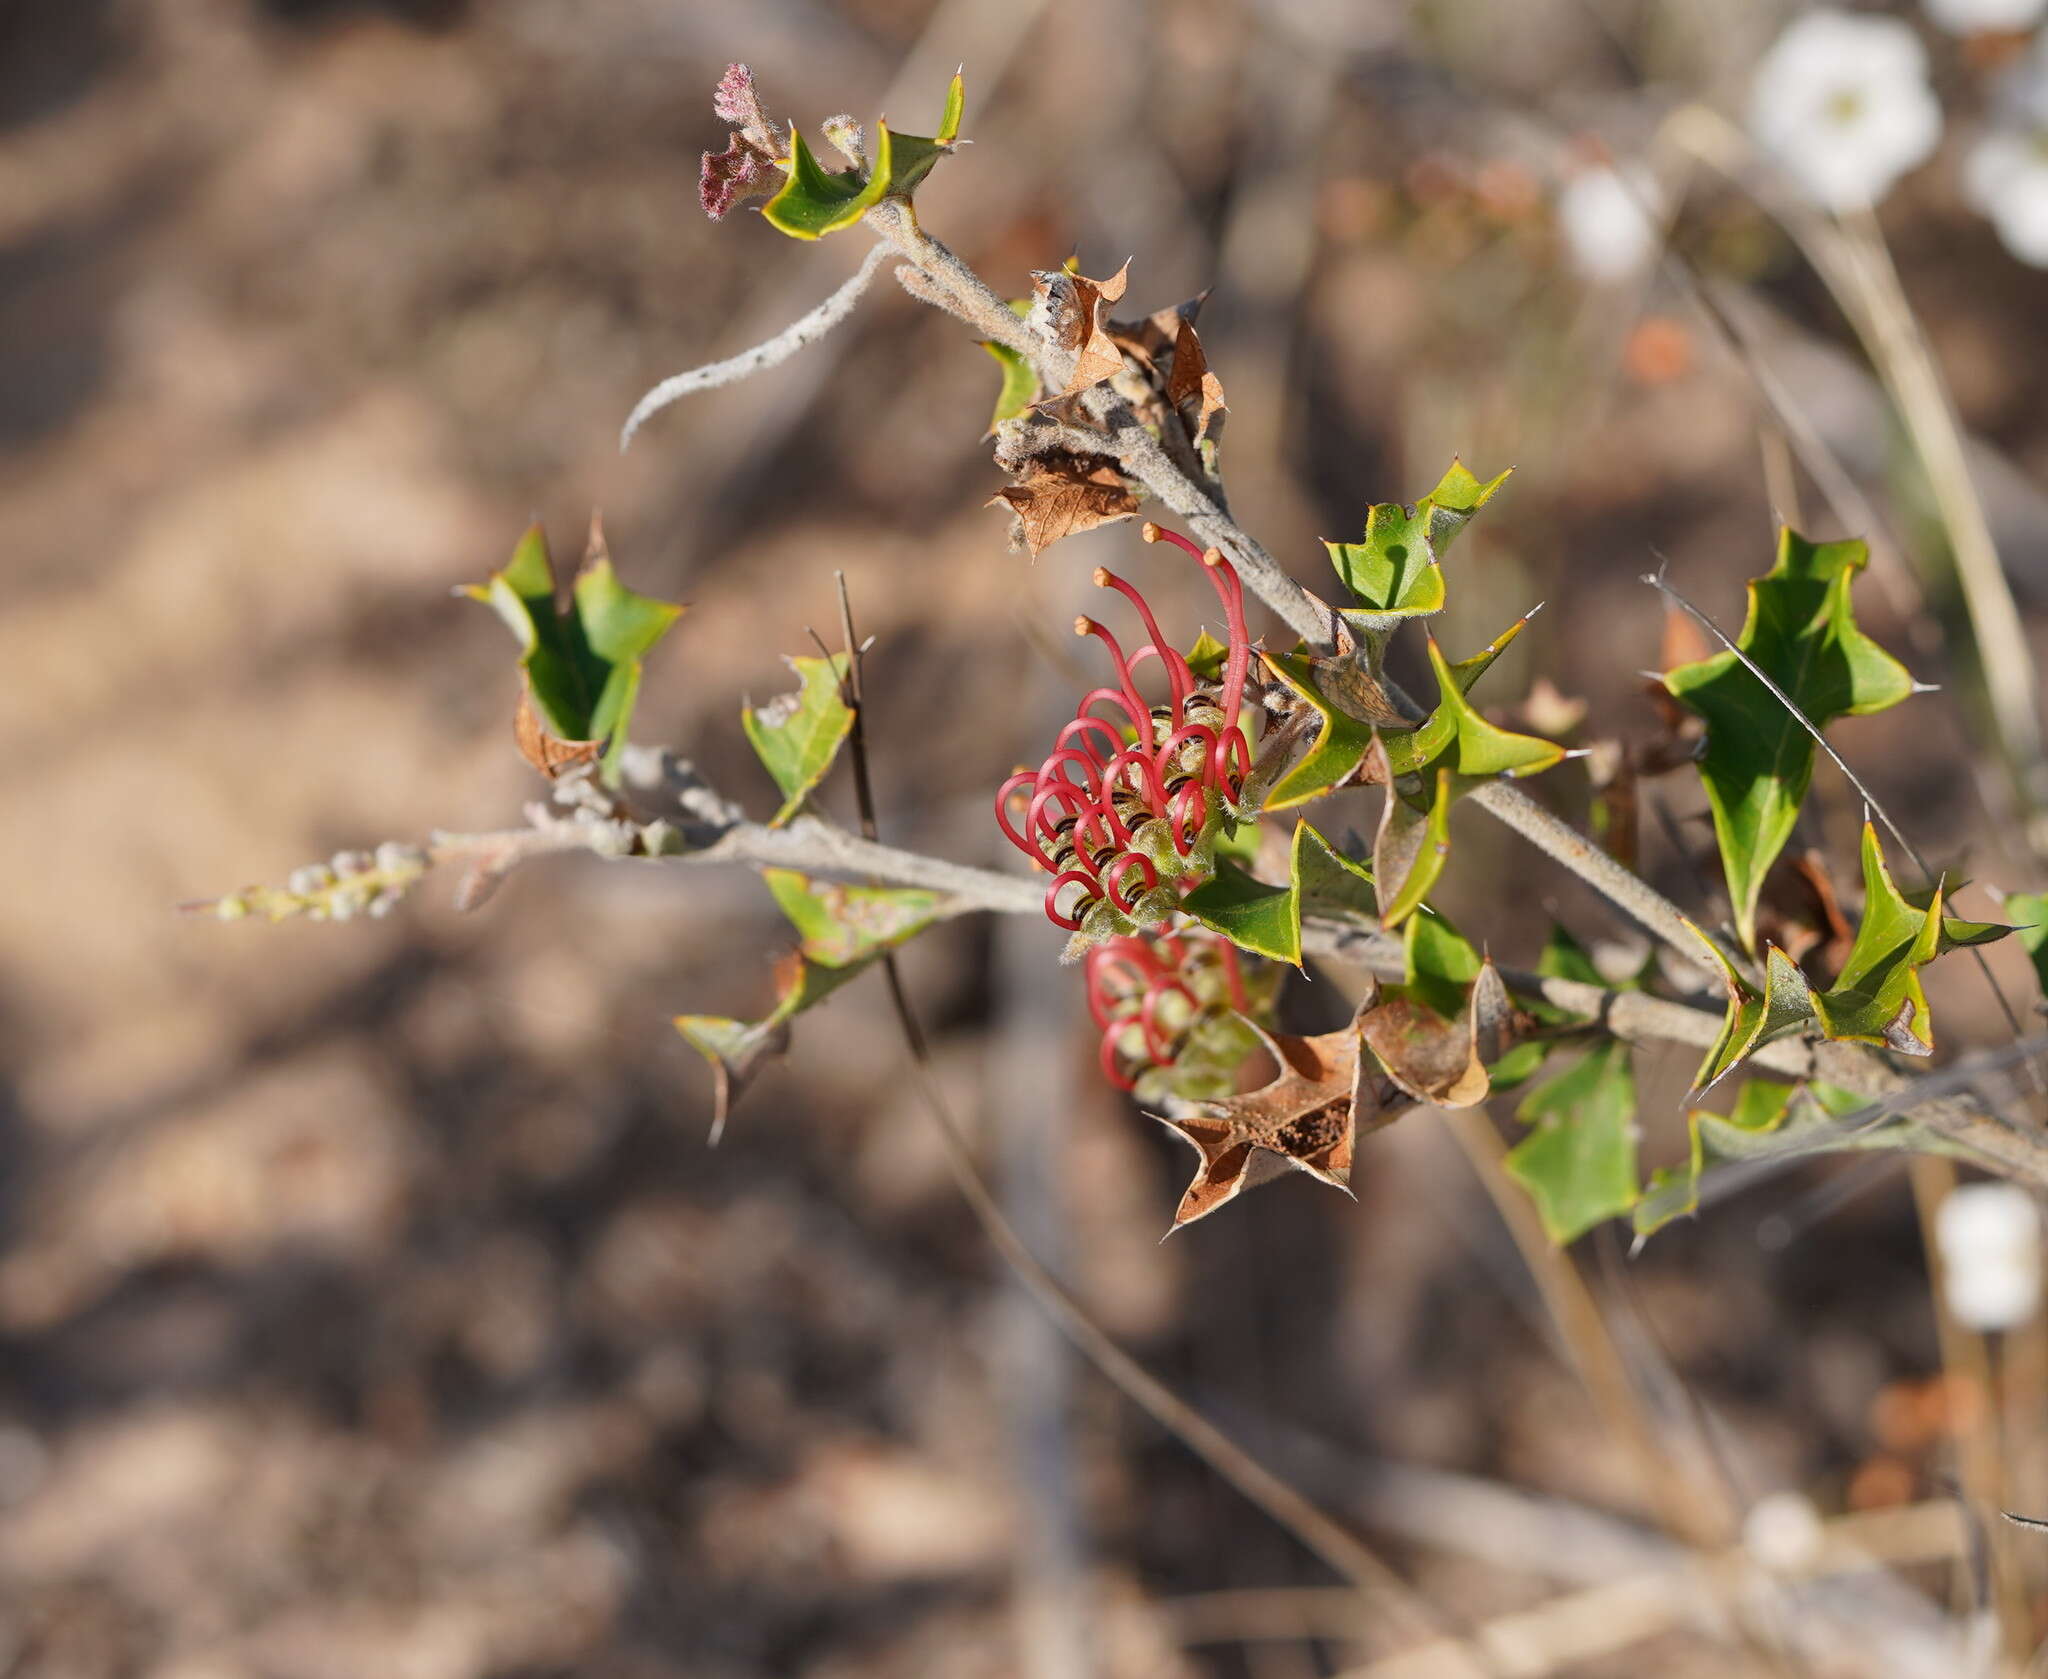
[187,841,430,925]
[995,525,1256,953]
[1084,924,1274,1101]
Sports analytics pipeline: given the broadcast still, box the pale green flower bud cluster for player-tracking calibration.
[200,840,429,925]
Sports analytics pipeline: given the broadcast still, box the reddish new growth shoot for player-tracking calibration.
[995,527,1255,932]
[1084,927,1250,1090]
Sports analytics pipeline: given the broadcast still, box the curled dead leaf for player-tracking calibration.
[1359,958,1514,1109]
[989,453,1138,557]
[514,685,604,781]
[1153,1001,1409,1229]
[1035,262,1132,398]
[1166,316,1227,449]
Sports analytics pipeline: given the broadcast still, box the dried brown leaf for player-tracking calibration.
[1166,317,1227,449]
[1036,262,1132,398]
[514,685,604,781]
[1360,959,1512,1109]
[1154,1004,1407,1229]
[988,453,1138,557]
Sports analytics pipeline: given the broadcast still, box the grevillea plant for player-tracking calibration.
[191,60,2048,1252]
[995,525,1255,947]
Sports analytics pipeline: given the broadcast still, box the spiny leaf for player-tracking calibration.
[1258,610,1535,811]
[1368,635,1563,927]
[742,654,854,825]
[463,520,684,780]
[1181,857,1298,963]
[1686,824,2011,1092]
[1291,820,1379,925]
[1633,1077,1938,1236]
[1181,821,1373,965]
[677,871,952,1140]
[1159,1003,1389,1229]
[763,869,947,965]
[1258,650,1385,808]
[1506,1041,1639,1245]
[884,70,966,198]
[1808,824,1944,1053]
[762,72,964,240]
[981,303,1040,434]
[1383,635,1564,780]
[2003,890,2048,994]
[1326,460,1512,648]
[764,124,892,238]
[1664,529,1916,953]
[1687,933,1822,1095]
[1371,763,1454,929]
[1036,261,1131,398]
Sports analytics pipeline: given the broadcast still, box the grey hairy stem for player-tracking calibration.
[428,804,2048,1184]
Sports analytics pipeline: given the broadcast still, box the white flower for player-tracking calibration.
[1924,0,2046,35]
[1743,1491,1825,1574]
[1750,10,1943,211]
[1965,129,2048,264]
[1966,34,2048,266]
[1557,164,1663,282]
[1935,1182,2042,1331]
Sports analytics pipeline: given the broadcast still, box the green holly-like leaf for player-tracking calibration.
[1536,923,1605,988]
[1326,460,1512,648]
[463,522,685,780]
[1383,635,1564,780]
[1371,636,1565,927]
[1258,650,1381,809]
[1256,612,1540,814]
[1184,627,1232,684]
[676,869,951,1139]
[1664,529,1916,953]
[1182,821,1374,965]
[1685,934,1815,1095]
[1373,767,1454,928]
[1180,858,1297,963]
[1292,820,1380,925]
[1506,1041,1639,1245]
[2003,890,2048,995]
[1808,824,1944,1052]
[1632,1077,1944,1237]
[742,653,855,826]
[982,297,1039,433]
[1685,824,2010,1093]
[763,868,947,965]
[763,72,964,240]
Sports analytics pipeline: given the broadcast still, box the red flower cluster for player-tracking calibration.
[995,525,1253,933]
[1084,927,1250,1091]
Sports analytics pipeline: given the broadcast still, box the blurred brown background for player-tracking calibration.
[6,0,2048,1674]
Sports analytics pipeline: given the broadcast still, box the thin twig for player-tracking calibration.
[618,239,894,450]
